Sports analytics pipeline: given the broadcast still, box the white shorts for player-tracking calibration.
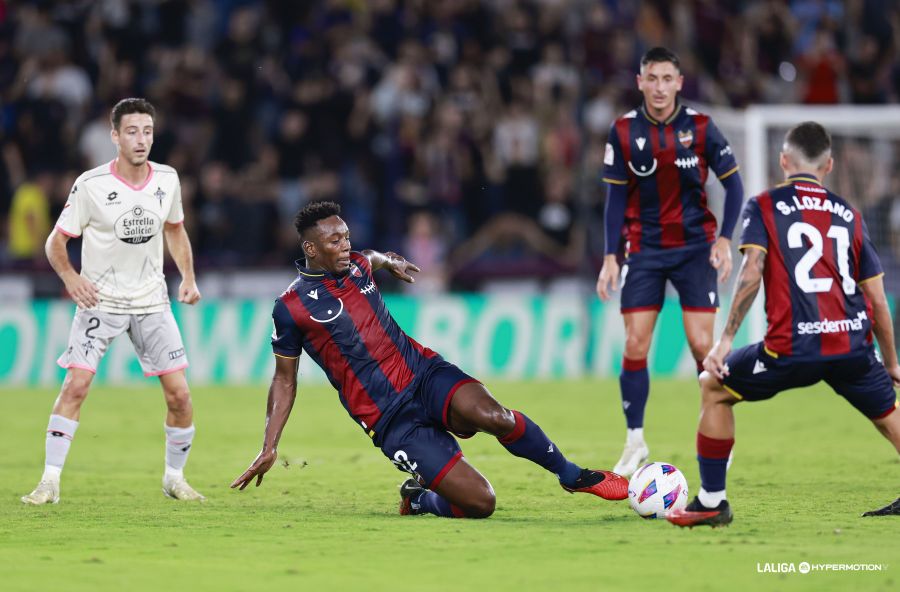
[57,308,188,377]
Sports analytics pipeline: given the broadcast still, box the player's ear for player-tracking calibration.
[302,239,316,259]
[635,73,642,90]
[822,156,834,176]
[779,152,789,173]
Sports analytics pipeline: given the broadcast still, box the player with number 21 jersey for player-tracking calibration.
[740,174,882,359]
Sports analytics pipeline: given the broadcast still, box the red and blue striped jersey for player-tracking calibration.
[739,174,884,360]
[271,251,439,436]
[602,102,739,254]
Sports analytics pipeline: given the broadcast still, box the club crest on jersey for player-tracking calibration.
[677,130,693,148]
[350,263,362,277]
[154,186,166,206]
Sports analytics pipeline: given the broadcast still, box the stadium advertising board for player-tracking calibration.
[1,296,766,386]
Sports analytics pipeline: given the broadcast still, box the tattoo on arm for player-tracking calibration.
[723,250,765,339]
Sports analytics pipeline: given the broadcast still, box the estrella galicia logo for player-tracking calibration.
[107,191,118,201]
[115,205,161,244]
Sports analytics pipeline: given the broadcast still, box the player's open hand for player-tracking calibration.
[710,237,733,283]
[703,339,732,380]
[64,273,99,309]
[231,449,278,490]
[596,255,620,301]
[384,251,420,284]
[178,279,201,305]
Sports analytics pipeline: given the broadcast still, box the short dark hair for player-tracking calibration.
[784,122,831,162]
[640,47,680,71]
[294,200,341,237]
[110,98,156,130]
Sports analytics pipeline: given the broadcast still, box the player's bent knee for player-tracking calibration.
[699,373,730,403]
[463,491,496,518]
[624,335,652,359]
[60,374,91,403]
[689,340,712,360]
[164,387,192,412]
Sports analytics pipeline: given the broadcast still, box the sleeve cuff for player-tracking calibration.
[602,177,628,185]
[273,351,301,359]
[738,243,768,253]
[55,225,80,238]
[858,272,885,286]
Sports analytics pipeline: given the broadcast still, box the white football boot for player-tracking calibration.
[21,479,60,505]
[613,438,650,477]
[162,474,206,501]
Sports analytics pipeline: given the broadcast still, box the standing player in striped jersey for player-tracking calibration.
[596,47,745,476]
[231,201,629,518]
[21,98,204,504]
[668,122,900,527]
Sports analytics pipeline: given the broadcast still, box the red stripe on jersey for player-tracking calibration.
[654,126,685,248]
[692,116,717,243]
[799,193,849,357]
[281,290,382,428]
[407,335,438,359]
[617,119,641,253]
[758,192,794,356]
[323,280,416,396]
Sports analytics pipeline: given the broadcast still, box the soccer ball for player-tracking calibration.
[628,462,689,518]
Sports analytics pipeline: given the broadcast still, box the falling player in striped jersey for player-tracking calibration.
[231,201,629,517]
[667,122,900,527]
[596,47,745,476]
[22,98,204,505]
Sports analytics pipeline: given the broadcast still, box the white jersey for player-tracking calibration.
[55,160,184,314]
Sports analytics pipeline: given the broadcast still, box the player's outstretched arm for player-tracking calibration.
[46,228,98,308]
[164,222,201,304]
[859,276,900,387]
[704,247,765,379]
[231,355,300,490]
[362,249,420,283]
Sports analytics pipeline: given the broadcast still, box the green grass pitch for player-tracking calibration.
[1,379,897,591]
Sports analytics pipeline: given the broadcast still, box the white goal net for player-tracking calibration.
[702,104,900,299]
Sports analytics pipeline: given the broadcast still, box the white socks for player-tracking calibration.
[164,424,195,479]
[43,414,79,482]
[626,427,645,444]
[699,487,727,508]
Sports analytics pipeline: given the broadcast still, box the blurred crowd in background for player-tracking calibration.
[1,0,900,294]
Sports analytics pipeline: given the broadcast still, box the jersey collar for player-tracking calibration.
[786,173,823,186]
[109,159,154,191]
[640,101,682,126]
[294,259,352,281]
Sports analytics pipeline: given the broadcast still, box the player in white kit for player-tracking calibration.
[22,98,205,504]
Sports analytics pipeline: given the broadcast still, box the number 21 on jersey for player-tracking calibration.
[787,222,855,295]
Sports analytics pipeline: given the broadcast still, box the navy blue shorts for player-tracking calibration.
[378,360,480,488]
[620,244,718,313]
[721,342,898,419]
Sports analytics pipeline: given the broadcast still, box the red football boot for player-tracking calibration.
[667,496,733,528]
[561,469,629,500]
